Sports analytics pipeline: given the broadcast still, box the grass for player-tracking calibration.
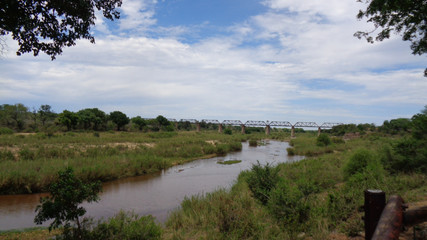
[3,130,426,239]
[162,132,427,239]
[0,131,248,194]
[217,160,242,165]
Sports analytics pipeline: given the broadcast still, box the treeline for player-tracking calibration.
[0,103,174,133]
[328,106,427,173]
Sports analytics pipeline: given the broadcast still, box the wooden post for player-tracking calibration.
[218,124,223,133]
[291,126,295,138]
[364,189,386,240]
[372,195,404,240]
[196,122,201,132]
[241,124,245,134]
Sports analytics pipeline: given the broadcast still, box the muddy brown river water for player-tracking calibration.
[0,140,303,231]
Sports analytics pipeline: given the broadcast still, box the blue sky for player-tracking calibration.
[1,0,426,125]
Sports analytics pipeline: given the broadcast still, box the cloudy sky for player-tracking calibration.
[1,0,426,125]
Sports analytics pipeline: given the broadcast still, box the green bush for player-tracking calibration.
[316,133,331,146]
[0,127,14,135]
[343,149,380,180]
[246,162,279,205]
[224,128,232,135]
[87,211,162,240]
[19,148,35,160]
[249,139,257,147]
[286,147,295,156]
[331,137,345,144]
[267,179,310,232]
[0,150,15,161]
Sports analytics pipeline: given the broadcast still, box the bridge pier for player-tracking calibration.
[241,125,246,134]
[318,127,321,136]
[196,123,201,132]
[291,126,295,138]
[265,125,271,135]
[218,124,223,133]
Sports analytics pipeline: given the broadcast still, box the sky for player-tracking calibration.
[1,0,426,125]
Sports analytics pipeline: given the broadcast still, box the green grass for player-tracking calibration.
[217,160,242,165]
[0,131,247,194]
[163,132,427,239]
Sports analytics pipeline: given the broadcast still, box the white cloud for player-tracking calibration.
[1,0,425,125]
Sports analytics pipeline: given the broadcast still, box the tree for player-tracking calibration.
[0,0,122,60]
[109,111,129,131]
[77,108,107,131]
[131,116,147,131]
[57,110,79,131]
[34,167,102,239]
[38,104,55,127]
[0,103,28,130]
[355,0,427,77]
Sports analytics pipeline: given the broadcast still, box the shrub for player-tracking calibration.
[19,148,35,160]
[224,128,232,135]
[286,147,295,156]
[0,150,15,161]
[343,149,380,180]
[331,137,345,144]
[267,179,310,232]
[246,162,279,205]
[34,167,102,239]
[87,211,162,240]
[0,127,14,135]
[249,139,257,147]
[316,133,331,146]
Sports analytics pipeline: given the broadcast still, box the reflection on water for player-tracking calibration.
[0,140,303,230]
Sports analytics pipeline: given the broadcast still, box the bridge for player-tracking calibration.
[163,118,343,137]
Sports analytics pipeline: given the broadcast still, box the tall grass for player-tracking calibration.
[163,132,427,239]
[0,131,246,194]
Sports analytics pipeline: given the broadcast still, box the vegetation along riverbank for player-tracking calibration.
[1,107,426,239]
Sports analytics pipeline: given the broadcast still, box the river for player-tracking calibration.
[0,140,303,231]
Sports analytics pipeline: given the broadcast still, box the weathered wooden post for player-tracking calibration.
[364,189,386,240]
[371,195,404,240]
[241,124,246,134]
[317,127,321,136]
[218,124,223,133]
[196,122,201,132]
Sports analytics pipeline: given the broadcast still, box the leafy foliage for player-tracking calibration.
[87,211,162,240]
[109,111,129,131]
[246,162,279,205]
[57,110,79,131]
[317,133,331,146]
[355,0,427,76]
[34,167,102,238]
[1,0,122,59]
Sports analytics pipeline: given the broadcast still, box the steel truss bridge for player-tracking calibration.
[159,119,343,136]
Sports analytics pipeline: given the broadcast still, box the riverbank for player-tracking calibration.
[0,131,253,195]
[2,131,425,239]
[162,132,427,239]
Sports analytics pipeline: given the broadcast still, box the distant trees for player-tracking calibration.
[0,103,179,133]
[77,108,108,131]
[58,110,79,131]
[131,116,147,131]
[38,105,56,127]
[109,111,129,131]
[0,103,28,130]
